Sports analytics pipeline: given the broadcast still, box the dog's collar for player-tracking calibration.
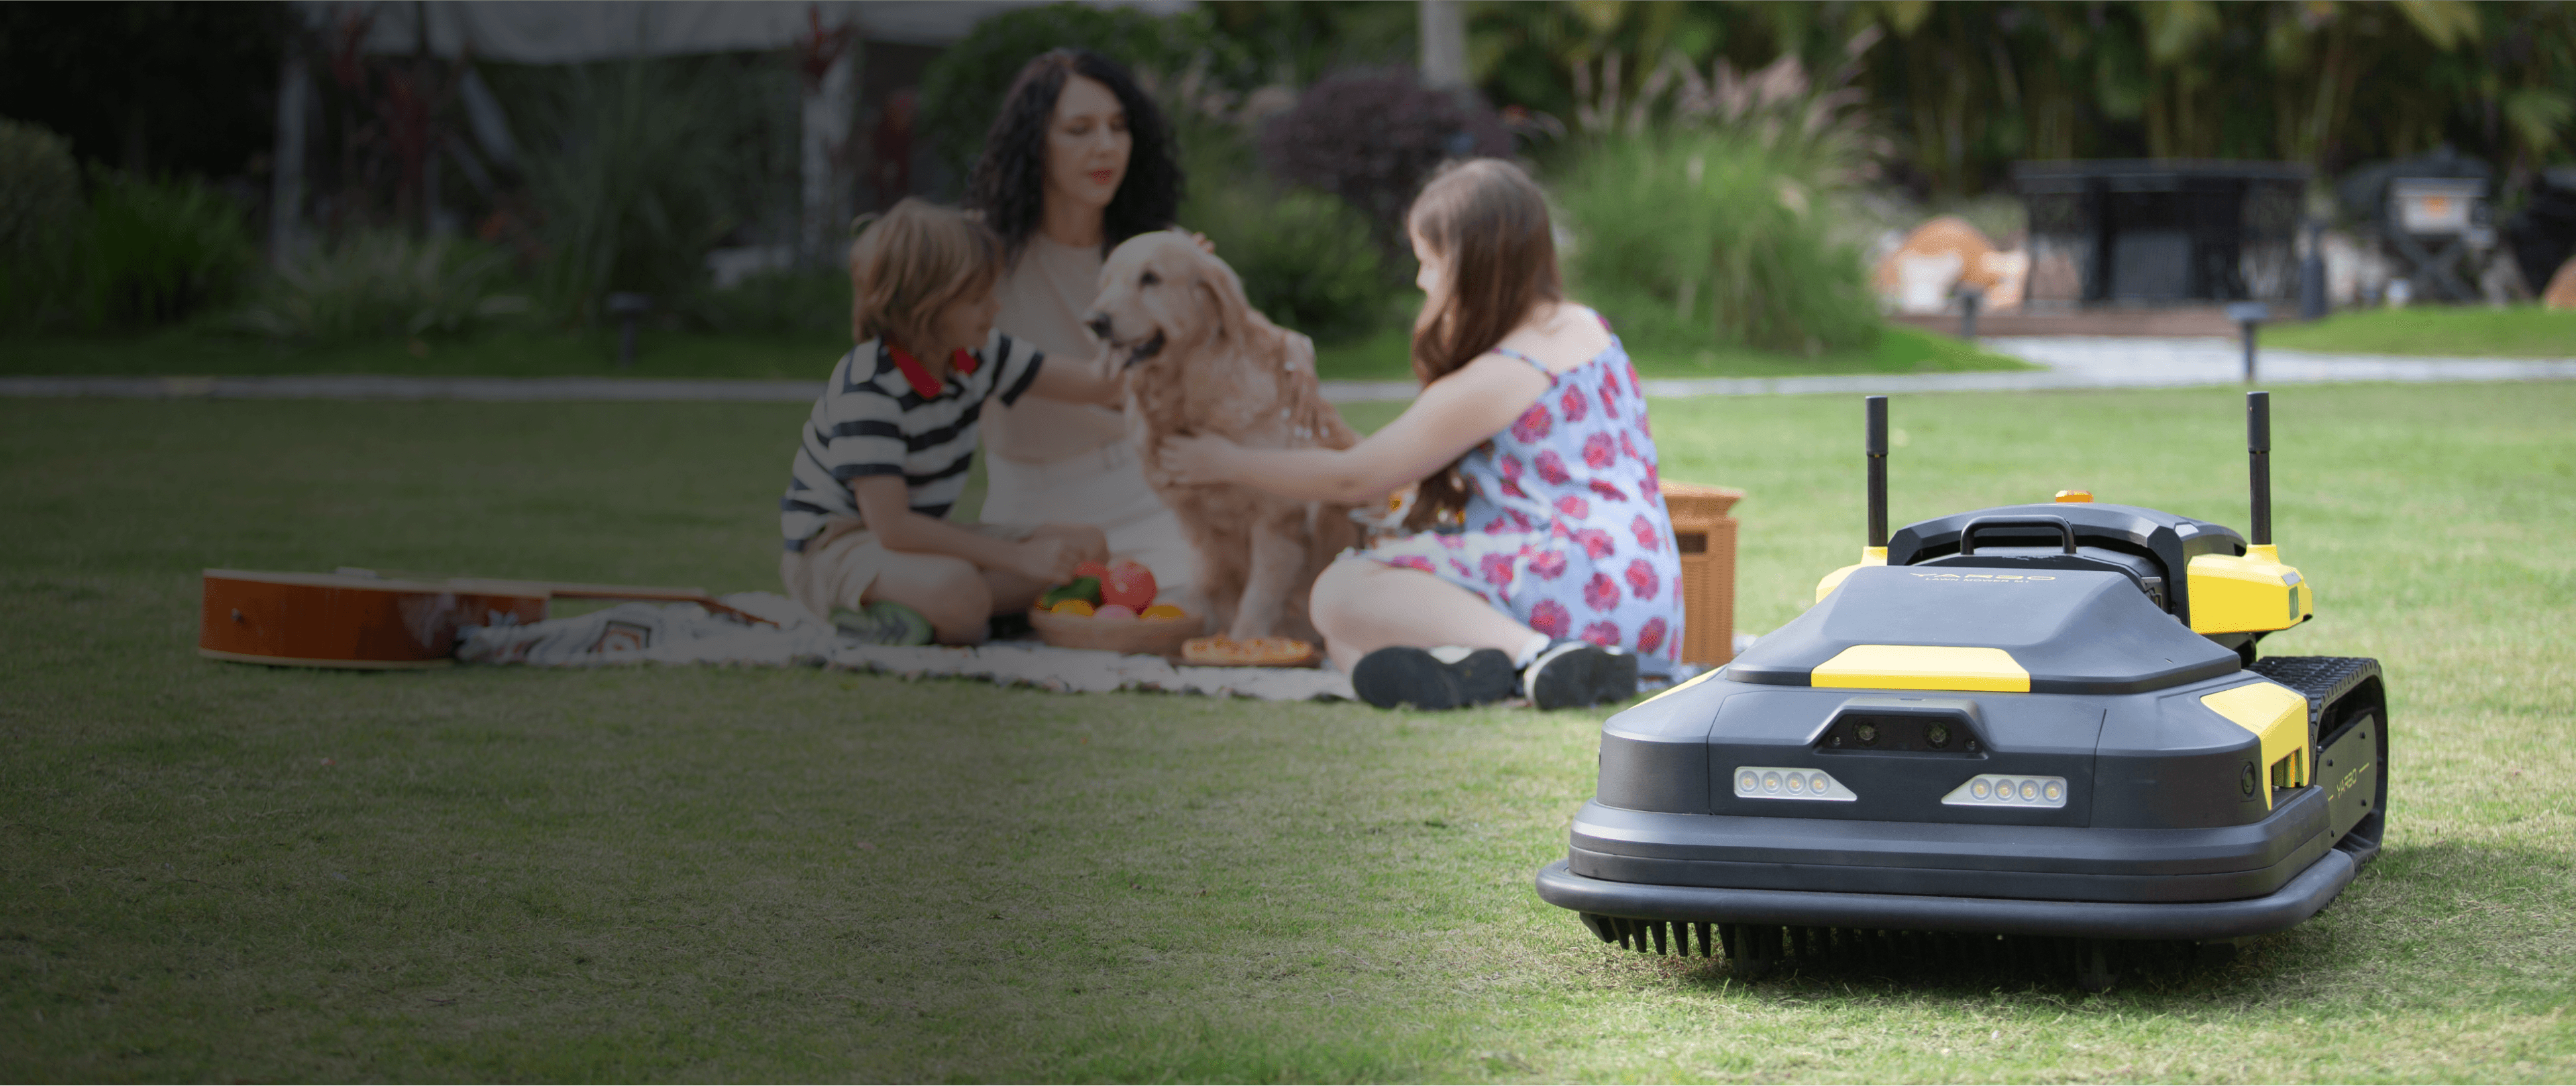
[885,342,977,397]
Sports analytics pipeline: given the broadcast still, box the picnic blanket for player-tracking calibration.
[453,592,1363,700]
[453,592,1720,702]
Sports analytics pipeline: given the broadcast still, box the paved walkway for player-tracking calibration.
[4,338,2570,404]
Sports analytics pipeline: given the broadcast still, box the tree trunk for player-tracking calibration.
[802,38,856,267]
[270,46,311,267]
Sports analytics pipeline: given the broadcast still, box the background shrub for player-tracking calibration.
[78,171,257,329]
[234,231,529,343]
[1183,181,1383,343]
[680,268,853,337]
[1558,131,1876,357]
[0,117,82,327]
[916,3,1255,184]
[1258,69,1512,245]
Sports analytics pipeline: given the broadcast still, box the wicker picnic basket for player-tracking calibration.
[1658,480,1744,667]
[1027,606,1205,656]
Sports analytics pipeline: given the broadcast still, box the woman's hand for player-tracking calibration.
[1010,523,1110,584]
[1157,432,1242,486]
[1008,535,1085,585]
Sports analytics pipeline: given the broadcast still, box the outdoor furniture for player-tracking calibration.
[2015,160,2307,307]
[2504,166,2576,295]
[2334,147,2496,305]
[1659,481,1743,667]
[2384,177,2489,302]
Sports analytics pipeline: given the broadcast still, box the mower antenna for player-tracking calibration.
[2246,391,2272,546]
[1865,396,1889,548]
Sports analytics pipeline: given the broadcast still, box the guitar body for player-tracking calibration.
[200,569,769,669]
[201,570,549,669]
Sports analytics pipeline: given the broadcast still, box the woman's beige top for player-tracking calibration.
[983,234,1126,463]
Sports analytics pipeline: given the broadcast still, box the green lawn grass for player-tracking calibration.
[2265,305,2576,358]
[4,384,2572,1081]
[4,319,2030,384]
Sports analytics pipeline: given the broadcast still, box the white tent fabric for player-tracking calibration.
[303,1,1191,60]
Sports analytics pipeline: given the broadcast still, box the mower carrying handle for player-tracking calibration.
[1957,515,2079,556]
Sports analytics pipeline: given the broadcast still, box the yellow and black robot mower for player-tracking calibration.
[1536,392,2385,988]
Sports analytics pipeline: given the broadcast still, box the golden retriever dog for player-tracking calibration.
[1085,231,1360,644]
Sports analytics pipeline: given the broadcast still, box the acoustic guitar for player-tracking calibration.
[199,567,771,669]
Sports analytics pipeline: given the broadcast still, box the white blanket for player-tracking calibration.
[454,592,1361,701]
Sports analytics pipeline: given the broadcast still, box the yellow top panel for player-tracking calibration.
[2188,547,2312,634]
[2199,680,2311,808]
[1812,645,2031,692]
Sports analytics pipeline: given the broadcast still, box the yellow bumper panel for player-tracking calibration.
[2200,680,2310,809]
[1812,645,2031,692]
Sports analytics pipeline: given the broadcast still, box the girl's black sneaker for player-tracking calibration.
[1352,645,1519,710]
[1522,640,1639,710]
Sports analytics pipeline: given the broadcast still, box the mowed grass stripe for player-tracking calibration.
[1,384,2570,1081]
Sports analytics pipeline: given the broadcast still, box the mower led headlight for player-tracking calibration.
[1733,767,1856,802]
[1943,773,2068,809]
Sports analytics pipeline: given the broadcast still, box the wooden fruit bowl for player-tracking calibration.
[1027,606,1204,656]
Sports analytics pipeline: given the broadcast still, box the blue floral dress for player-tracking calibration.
[1353,330,1684,667]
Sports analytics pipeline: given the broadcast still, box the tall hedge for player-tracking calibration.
[0,117,82,325]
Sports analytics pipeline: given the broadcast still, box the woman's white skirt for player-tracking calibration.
[981,441,1201,613]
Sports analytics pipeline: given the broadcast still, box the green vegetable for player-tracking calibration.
[1038,577,1101,609]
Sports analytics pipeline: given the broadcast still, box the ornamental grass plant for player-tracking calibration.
[1552,32,1892,360]
[1558,130,1879,359]
[508,58,784,326]
[75,172,260,330]
[234,231,530,343]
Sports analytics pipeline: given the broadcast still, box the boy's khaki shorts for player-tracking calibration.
[779,516,1036,622]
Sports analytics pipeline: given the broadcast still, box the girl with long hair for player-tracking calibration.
[962,49,1202,612]
[1158,159,1682,711]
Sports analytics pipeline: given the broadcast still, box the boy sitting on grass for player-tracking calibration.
[780,199,1125,645]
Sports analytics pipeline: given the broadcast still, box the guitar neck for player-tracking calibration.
[537,582,776,627]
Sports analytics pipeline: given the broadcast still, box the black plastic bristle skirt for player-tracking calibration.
[1574,914,2225,988]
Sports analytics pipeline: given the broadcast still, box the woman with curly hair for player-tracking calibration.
[963,48,1199,612]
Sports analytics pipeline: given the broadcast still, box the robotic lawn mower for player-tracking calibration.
[1536,392,2386,985]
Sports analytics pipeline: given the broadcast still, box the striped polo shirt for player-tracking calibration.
[780,329,1044,550]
